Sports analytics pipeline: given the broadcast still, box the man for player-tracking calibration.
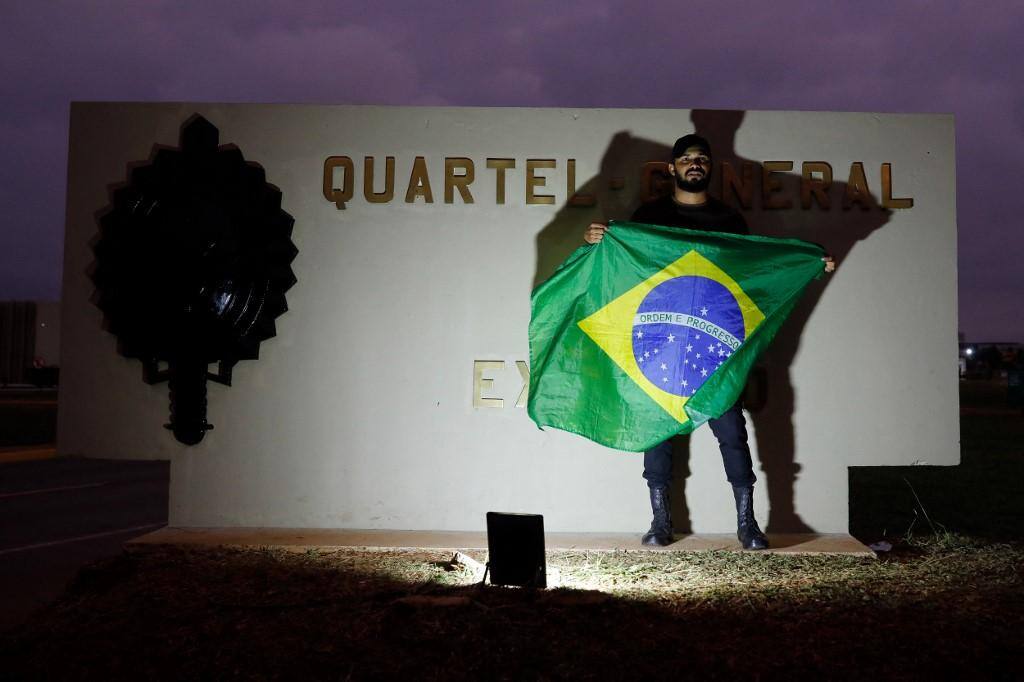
[584,134,835,550]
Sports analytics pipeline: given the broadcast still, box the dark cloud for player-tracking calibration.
[1,1,1021,339]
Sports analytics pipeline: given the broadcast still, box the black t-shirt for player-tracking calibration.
[630,195,748,235]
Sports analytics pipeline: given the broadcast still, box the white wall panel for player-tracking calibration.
[59,104,958,533]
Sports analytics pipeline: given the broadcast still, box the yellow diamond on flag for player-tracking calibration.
[577,249,765,425]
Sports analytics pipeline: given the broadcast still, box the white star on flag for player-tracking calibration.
[700,306,709,316]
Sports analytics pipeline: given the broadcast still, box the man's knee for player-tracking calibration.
[709,404,749,445]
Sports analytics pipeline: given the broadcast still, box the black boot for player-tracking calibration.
[641,486,673,546]
[732,486,769,550]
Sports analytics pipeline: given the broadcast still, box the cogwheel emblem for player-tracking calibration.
[92,115,298,445]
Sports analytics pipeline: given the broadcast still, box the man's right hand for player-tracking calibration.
[584,222,608,244]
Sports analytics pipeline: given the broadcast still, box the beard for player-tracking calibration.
[675,170,710,192]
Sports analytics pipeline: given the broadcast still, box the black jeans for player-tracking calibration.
[643,403,756,489]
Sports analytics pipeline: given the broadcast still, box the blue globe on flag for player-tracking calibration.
[631,276,745,397]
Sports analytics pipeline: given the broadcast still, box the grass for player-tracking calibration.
[0,388,58,446]
[850,380,1024,541]
[2,379,1022,679]
[1,536,1022,680]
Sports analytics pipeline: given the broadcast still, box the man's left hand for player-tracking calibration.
[822,255,836,273]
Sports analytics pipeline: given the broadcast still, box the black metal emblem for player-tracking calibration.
[92,115,298,445]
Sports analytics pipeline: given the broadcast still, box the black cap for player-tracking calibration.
[671,134,711,160]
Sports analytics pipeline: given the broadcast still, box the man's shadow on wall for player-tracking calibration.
[533,110,892,534]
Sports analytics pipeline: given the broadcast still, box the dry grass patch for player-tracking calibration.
[2,535,1021,680]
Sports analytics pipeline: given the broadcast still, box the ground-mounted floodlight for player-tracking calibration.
[485,512,546,588]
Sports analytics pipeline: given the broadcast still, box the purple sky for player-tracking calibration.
[2,1,1021,340]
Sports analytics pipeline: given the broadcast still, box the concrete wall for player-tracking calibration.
[59,103,958,533]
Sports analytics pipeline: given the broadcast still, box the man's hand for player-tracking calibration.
[823,255,836,273]
[584,222,608,244]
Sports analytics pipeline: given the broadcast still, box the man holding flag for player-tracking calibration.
[530,133,833,550]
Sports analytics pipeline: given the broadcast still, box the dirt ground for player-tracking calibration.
[3,379,1021,680]
[1,535,1022,681]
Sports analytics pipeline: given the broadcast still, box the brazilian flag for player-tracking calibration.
[528,220,825,451]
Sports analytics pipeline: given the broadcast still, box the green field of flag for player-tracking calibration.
[528,220,825,451]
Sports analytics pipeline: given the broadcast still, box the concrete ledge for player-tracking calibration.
[129,527,875,557]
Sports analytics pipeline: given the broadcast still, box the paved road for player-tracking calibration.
[0,457,168,632]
